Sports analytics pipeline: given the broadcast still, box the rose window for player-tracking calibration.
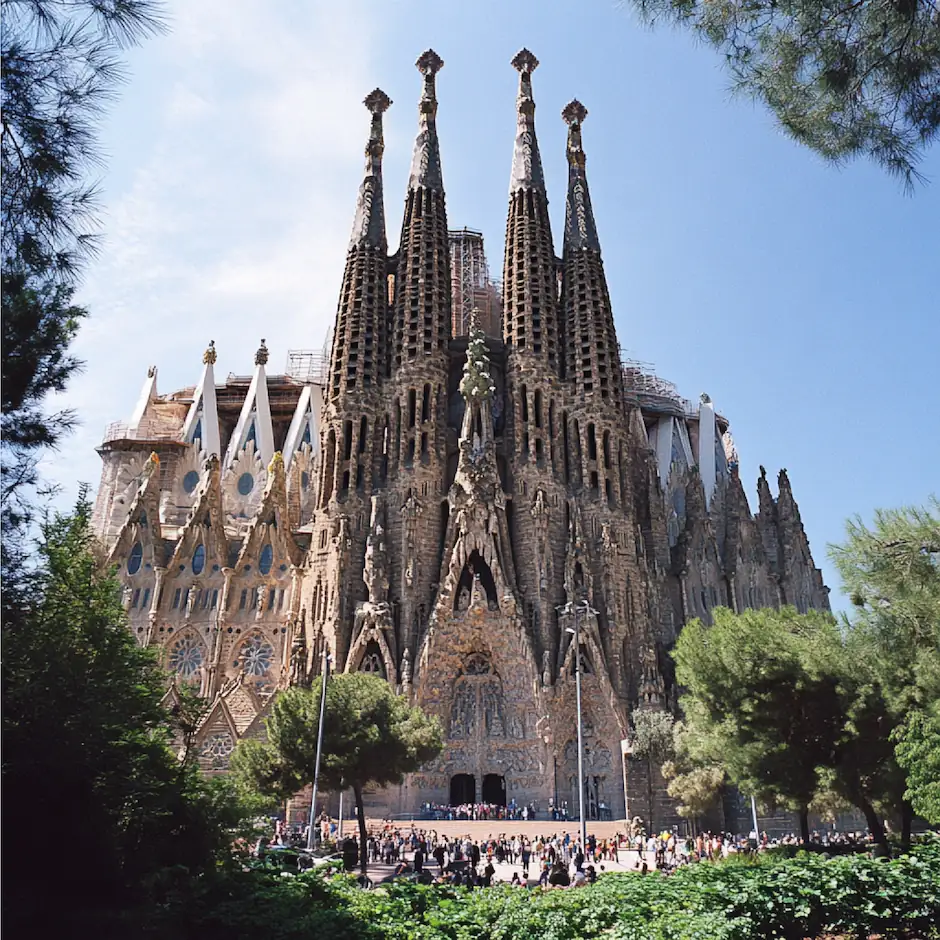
[200,732,234,768]
[169,633,204,681]
[236,634,274,679]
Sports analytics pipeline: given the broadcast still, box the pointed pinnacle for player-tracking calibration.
[416,49,444,76]
[255,338,269,366]
[511,48,539,74]
[562,99,588,126]
[364,88,392,115]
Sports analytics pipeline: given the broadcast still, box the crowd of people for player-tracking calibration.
[258,812,881,890]
[419,801,538,821]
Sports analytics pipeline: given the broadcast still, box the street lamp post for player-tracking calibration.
[306,649,331,851]
[559,598,597,853]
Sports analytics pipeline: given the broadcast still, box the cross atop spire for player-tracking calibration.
[562,99,599,251]
[408,49,444,190]
[350,88,391,249]
[509,48,545,193]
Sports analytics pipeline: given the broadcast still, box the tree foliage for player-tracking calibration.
[623,0,940,188]
[893,704,940,822]
[1,494,250,932]
[1,0,164,531]
[232,673,442,872]
[672,606,914,850]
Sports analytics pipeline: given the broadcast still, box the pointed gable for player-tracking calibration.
[182,342,222,458]
[108,452,167,571]
[224,340,274,470]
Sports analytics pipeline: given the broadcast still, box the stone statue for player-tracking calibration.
[400,647,412,686]
[542,649,552,687]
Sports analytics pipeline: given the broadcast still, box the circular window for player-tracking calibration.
[192,544,206,575]
[183,470,200,494]
[259,544,274,576]
[127,541,143,575]
[237,634,274,678]
[169,633,204,681]
[237,472,254,496]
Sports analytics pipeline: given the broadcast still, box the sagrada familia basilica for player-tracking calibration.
[93,50,829,824]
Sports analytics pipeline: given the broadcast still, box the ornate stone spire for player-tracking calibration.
[392,48,451,368]
[349,89,391,250]
[408,49,444,191]
[509,48,545,193]
[203,340,217,365]
[562,99,600,252]
[559,99,623,408]
[502,49,558,370]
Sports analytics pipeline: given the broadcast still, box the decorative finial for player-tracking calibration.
[700,392,712,404]
[562,99,588,127]
[511,48,539,74]
[203,340,217,365]
[147,365,156,378]
[364,88,392,115]
[469,306,482,333]
[255,339,269,366]
[268,451,284,473]
[416,49,444,78]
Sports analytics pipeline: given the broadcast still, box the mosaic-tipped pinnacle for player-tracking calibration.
[364,88,392,115]
[562,99,588,126]
[416,49,444,76]
[511,48,539,73]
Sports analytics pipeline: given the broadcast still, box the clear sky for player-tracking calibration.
[48,0,940,609]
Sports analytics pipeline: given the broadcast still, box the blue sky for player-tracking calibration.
[50,0,940,609]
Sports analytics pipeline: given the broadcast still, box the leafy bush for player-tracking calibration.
[115,838,940,940]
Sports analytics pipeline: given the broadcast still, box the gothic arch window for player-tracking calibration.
[127,541,143,576]
[449,653,519,741]
[358,641,386,678]
[454,550,498,610]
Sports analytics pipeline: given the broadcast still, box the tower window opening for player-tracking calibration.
[605,478,613,505]
[343,421,353,461]
[562,412,570,483]
[603,430,611,468]
[422,383,431,422]
[407,438,416,466]
[534,390,543,428]
[591,470,599,493]
[521,385,529,423]
[341,470,350,495]
[421,432,428,459]
[358,416,368,453]
[408,389,417,428]
[522,430,529,459]
[535,438,544,464]
[588,424,597,461]
[356,464,364,490]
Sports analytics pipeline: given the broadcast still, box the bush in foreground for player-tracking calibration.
[138,837,939,940]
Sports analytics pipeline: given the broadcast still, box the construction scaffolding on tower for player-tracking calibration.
[286,328,332,385]
[449,228,503,338]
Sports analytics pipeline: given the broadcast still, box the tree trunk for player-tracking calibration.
[647,758,655,837]
[353,783,368,875]
[799,806,810,845]
[901,800,913,852]
[859,797,890,857]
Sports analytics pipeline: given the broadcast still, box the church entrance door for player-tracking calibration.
[450,773,475,805]
[482,773,506,807]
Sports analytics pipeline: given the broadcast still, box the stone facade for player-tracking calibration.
[92,49,829,820]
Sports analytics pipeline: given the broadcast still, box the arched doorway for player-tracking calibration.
[450,773,475,805]
[482,773,506,807]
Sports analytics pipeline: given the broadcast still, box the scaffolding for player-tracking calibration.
[621,355,697,417]
[449,228,502,338]
[286,328,331,384]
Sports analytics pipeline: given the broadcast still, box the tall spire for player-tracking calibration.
[350,89,391,250]
[392,50,451,369]
[509,48,545,193]
[408,49,444,191]
[502,48,558,369]
[327,91,392,402]
[562,99,600,252]
[560,99,623,408]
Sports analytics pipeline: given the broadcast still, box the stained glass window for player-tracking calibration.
[259,544,273,575]
[169,633,204,681]
[192,543,206,575]
[236,634,274,679]
[183,470,200,494]
[237,472,254,496]
[127,541,143,575]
